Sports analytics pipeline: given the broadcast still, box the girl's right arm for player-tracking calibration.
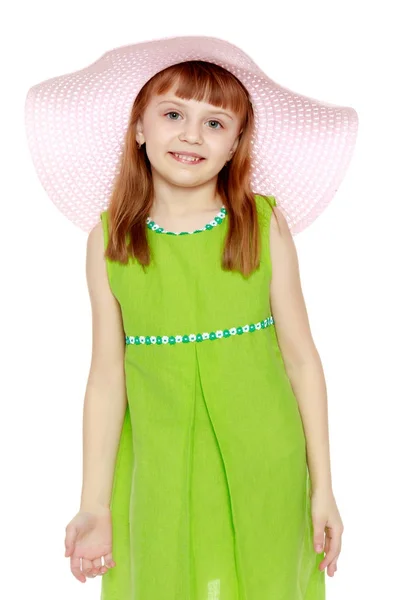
[79,221,127,512]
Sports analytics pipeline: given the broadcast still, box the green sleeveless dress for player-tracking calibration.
[99,194,325,600]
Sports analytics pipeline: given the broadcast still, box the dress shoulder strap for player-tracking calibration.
[254,194,277,232]
[254,194,277,275]
[99,210,115,290]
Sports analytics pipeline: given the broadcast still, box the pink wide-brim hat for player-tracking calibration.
[24,35,359,234]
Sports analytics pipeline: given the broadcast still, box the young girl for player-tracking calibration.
[25,36,358,600]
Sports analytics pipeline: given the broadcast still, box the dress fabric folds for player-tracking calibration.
[99,194,325,600]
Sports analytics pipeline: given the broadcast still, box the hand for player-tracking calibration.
[310,489,344,577]
[64,506,116,583]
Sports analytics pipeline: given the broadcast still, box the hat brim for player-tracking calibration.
[24,35,358,233]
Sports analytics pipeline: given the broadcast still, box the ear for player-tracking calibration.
[233,134,241,152]
[136,119,144,145]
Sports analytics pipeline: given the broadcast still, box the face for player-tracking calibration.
[136,84,242,189]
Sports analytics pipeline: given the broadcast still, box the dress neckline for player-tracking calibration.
[146,206,227,236]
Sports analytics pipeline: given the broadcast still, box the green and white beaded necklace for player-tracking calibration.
[146,206,227,236]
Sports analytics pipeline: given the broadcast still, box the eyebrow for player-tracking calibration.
[156,99,233,120]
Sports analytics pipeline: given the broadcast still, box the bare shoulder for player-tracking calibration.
[87,220,104,250]
[86,221,108,290]
[270,205,291,237]
[86,218,117,304]
[269,205,297,267]
[269,205,298,287]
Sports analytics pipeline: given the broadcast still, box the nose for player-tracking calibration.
[178,119,203,144]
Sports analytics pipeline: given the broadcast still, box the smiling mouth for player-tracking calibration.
[169,152,205,164]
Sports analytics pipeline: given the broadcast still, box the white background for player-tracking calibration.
[1,0,399,598]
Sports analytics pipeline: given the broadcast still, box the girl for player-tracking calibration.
[25,36,358,600]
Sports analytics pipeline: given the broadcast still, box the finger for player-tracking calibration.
[92,555,106,575]
[103,553,117,570]
[327,557,338,577]
[319,529,342,571]
[93,554,116,574]
[322,532,331,556]
[70,555,86,583]
[313,520,326,553]
[82,557,95,577]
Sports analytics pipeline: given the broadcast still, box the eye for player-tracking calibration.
[165,111,181,120]
[207,120,223,130]
[165,112,223,129]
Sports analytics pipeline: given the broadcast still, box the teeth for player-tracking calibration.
[173,153,201,162]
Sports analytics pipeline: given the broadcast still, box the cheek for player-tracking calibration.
[207,136,232,156]
[145,134,170,157]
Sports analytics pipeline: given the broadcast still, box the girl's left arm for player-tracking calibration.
[269,207,332,494]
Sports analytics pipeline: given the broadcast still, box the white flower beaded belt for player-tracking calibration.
[125,315,275,346]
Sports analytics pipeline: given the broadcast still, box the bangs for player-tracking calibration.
[148,61,250,123]
[110,59,260,276]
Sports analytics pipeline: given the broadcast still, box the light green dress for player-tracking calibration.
[99,194,325,600]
